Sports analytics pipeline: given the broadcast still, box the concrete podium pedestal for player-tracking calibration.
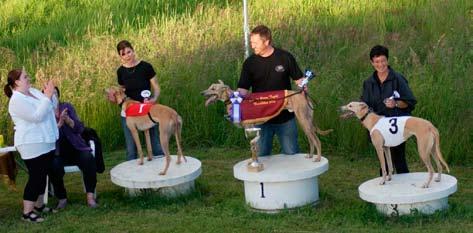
[358,172,457,216]
[233,154,328,212]
[110,155,201,197]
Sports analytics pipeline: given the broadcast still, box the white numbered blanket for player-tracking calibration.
[370,116,411,147]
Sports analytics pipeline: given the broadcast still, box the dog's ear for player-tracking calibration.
[105,87,117,103]
[218,79,224,85]
[361,102,368,110]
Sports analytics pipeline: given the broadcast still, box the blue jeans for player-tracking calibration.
[121,117,164,161]
[257,117,299,156]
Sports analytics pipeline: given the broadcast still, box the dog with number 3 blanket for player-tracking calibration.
[340,101,450,188]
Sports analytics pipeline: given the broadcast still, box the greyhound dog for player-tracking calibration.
[201,80,332,162]
[340,101,449,188]
[106,87,185,175]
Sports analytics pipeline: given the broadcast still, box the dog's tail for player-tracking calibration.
[433,128,450,173]
[175,115,186,162]
[315,127,333,136]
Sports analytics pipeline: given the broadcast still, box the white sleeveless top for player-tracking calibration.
[370,116,410,147]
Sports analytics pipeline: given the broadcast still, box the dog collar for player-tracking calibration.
[359,109,372,122]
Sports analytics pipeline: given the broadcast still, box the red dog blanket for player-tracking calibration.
[125,103,153,117]
[240,90,288,124]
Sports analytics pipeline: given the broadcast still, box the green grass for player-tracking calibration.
[0,148,472,232]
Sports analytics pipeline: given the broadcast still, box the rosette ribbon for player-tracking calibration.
[229,91,243,123]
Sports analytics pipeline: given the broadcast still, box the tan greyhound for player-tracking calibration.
[201,80,332,162]
[106,87,185,175]
[340,101,449,188]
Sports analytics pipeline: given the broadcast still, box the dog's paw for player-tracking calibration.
[176,160,182,165]
[137,161,144,165]
[421,184,430,188]
[312,157,321,162]
[435,177,441,182]
[147,157,152,161]
[159,171,166,176]
[305,154,313,159]
[379,180,386,185]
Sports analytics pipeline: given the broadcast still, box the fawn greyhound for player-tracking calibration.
[201,80,332,162]
[106,87,185,175]
[340,101,449,188]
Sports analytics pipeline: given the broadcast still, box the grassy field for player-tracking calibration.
[0,1,472,231]
[0,0,471,164]
[0,148,472,233]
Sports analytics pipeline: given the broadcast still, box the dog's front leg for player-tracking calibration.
[372,132,387,185]
[144,129,153,161]
[129,126,144,165]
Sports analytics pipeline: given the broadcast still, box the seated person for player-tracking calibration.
[49,87,98,208]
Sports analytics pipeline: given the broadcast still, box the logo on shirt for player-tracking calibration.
[275,65,285,72]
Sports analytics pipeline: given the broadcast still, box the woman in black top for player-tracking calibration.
[361,45,417,174]
[116,40,164,161]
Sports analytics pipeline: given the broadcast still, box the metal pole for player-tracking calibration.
[243,0,250,58]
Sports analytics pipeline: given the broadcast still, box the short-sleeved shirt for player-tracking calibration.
[238,48,303,124]
[117,61,156,102]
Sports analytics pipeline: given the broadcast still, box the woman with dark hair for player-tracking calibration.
[49,86,98,209]
[361,45,417,174]
[4,68,58,223]
[114,40,164,161]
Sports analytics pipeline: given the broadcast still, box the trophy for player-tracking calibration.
[244,127,264,172]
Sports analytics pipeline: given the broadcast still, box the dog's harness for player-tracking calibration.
[359,108,373,122]
[147,112,158,124]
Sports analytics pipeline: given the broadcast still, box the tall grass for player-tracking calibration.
[0,0,471,164]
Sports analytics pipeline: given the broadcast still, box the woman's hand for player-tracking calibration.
[57,109,67,127]
[43,80,55,98]
[384,98,396,109]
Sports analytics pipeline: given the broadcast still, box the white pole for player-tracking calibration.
[243,0,250,58]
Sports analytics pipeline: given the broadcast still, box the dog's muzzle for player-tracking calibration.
[339,106,355,119]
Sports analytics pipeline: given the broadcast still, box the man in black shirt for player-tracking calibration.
[237,25,305,156]
[361,45,417,174]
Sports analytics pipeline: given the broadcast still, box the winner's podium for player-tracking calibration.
[233,154,328,212]
[359,172,457,216]
[111,155,201,197]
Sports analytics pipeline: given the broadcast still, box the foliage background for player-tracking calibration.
[0,0,471,161]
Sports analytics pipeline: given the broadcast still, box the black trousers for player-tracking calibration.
[49,140,97,199]
[23,150,55,202]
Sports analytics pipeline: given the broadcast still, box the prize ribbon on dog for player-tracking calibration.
[229,92,243,123]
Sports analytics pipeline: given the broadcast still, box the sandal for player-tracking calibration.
[34,205,58,214]
[22,211,44,223]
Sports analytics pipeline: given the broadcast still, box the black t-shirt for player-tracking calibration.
[238,48,303,124]
[117,61,156,102]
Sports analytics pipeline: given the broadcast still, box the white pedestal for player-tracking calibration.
[233,154,328,212]
[110,155,201,197]
[358,172,457,216]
